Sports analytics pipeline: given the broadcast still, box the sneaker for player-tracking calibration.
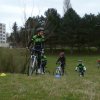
[38,69,41,74]
[80,75,82,77]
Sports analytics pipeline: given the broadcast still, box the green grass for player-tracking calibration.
[0,52,100,100]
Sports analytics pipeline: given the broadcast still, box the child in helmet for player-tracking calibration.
[75,60,86,77]
[97,59,100,69]
[41,53,47,74]
[28,27,45,74]
[56,51,66,75]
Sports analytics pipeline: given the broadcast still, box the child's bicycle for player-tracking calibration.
[53,66,62,78]
[53,62,66,76]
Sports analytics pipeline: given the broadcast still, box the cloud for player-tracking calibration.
[71,0,100,16]
[1,0,100,33]
[0,3,49,33]
[0,0,63,33]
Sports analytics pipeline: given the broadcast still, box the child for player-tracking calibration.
[56,52,66,75]
[41,54,47,74]
[97,59,100,69]
[75,60,86,77]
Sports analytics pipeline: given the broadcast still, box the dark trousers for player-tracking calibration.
[79,68,85,76]
[61,63,65,75]
[34,46,42,69]
[41,61,46,73]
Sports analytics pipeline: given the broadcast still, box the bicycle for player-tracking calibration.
[27,48,43,76]
[53,62,66,76]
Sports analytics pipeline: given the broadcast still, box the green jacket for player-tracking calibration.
[32,35,44,44]
[28,34,45,48]
[77,64,85,70]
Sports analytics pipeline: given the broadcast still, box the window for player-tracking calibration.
[3,38,5,40]
[2,41,5,43]
[3,35,5,37]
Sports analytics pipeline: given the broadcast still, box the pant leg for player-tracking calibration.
[34,46,42,69]
[37,51,41,69]
[61,64,65,75]
[41,62,46,73]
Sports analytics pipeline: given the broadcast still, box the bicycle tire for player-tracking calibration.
[28,57,37,76]
[52,70,67,76]
[28,59,33,76]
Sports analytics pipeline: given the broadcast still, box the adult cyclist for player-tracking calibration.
[27,27,45,74]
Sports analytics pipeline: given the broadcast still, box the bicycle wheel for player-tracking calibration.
[28,59,33,76]
[28,56,37,76]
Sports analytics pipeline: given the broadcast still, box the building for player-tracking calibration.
[0,23,9,47]
[0,23,6,43]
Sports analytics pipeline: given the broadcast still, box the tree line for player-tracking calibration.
[8,8,100,53]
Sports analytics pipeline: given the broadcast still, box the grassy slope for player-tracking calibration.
[0,55,100,100]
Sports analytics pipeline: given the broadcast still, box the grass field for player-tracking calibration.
[0,52,100,100]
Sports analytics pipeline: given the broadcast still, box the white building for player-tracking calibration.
[0,23,9,47]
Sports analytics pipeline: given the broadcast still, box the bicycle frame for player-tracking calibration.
[56,62,63,75]
[31,55,37,68]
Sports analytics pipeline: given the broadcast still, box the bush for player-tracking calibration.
[0,48,27,73]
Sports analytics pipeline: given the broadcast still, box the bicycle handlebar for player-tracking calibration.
[31,48,44,54]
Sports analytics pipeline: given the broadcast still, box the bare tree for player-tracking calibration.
[63,0,72,13]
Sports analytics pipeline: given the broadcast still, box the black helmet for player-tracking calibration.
[36,27,44,33]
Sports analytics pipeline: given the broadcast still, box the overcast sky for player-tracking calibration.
[0,0,100,33]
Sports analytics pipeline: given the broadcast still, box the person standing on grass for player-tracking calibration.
[56,51,66,75]
[27,27,45,73]
[97,59,100,69]
[75,60,86,77]
[41,53,47,74]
